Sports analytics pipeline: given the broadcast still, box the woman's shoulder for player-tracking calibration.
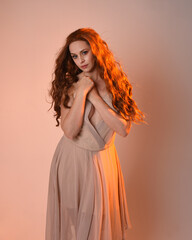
[60,85,75,107]
[77,72,84,79]
[67,73,83,94]
[60,73,83,107]
[71,72,84,94]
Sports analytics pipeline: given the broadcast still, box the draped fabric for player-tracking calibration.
[45,95,132,240]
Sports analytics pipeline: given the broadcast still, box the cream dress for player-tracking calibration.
[45,93,132,240]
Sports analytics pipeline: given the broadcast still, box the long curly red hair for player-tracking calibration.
[48,28,146,126]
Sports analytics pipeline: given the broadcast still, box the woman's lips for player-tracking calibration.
[81,64,88,69]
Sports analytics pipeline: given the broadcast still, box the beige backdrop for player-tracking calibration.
[1,0,192,239]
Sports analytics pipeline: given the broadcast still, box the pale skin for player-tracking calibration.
[60,40,131,139]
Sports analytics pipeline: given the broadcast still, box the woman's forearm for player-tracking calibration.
[91,95,131,137]
[61,90,87,139]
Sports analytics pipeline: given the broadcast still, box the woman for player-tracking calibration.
[45,28,145,240]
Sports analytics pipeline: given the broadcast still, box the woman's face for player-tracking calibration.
[69,40,96,73]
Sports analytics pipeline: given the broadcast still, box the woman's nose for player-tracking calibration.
[79,55,85,63]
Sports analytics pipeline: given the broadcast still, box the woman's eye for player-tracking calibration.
[72,55,77,59]
[82,51,88,55]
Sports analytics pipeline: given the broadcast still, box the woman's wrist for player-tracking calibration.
[76,87,89,98]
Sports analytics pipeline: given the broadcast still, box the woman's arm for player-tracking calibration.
[60,76,94,139]
[87,88,132,137]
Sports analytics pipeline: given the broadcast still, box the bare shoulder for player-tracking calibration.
[73,72,83,87]
[71,72,85,96]
[60,73,83,108]
[77,72,84,79]
[60,86,75,108]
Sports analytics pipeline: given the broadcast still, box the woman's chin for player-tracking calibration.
[85,65,97,73]
[82,68,91,73]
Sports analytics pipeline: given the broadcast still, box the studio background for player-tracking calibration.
[0,0,191,239]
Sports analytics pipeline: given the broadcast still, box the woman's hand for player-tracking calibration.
[60,73,94,139]
[75,73,94,95]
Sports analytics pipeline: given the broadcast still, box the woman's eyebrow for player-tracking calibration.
[70,48,88,55]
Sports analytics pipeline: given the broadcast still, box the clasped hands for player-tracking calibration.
[76,72,102,103]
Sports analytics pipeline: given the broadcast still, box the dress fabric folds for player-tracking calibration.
[45,94,132,240]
